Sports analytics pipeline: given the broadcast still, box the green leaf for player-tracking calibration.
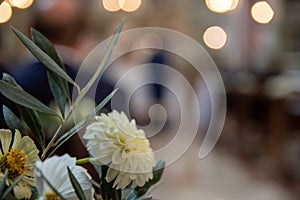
[126,161,165,200]
[76,19,124,104]
[11,27,79,91]
[30,28,65,69]
[0,169,8,197]
[48,72,67,118]
[48,89,117,157]
[2,73,46,149]
[3,105,26,136]
[35,167,66,200]
[0,79,59,117]
[101,165,122,200]
[19,107,45,150]
[1,174,23,199]
[67,167,86,200]
[31,28,70,116]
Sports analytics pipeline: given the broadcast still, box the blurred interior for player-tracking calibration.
[0,0,299,199]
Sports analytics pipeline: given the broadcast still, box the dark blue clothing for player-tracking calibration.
[12,62,115,110]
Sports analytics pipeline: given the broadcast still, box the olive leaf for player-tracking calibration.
[0,79,59,117]
[48,89,117,157]
[3,105,26,136]
[101,165,122,200]
[67,167,86,200]
[31,28,69,117]
[11,27,79,92]
[1,73,50,149]
[76,19,124,104]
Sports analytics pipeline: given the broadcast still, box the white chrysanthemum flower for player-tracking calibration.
[34,154,94,200]
[0,129,39,199]
[83,110,156,189]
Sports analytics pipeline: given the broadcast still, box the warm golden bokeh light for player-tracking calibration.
[102,0,120,12]
[251,1,274,24]
[119,0,142,12]
[205,0,233,13]
[229,0,239,11]
[0,1,12,23]
[9,0,34,9]
[203,26,227,50]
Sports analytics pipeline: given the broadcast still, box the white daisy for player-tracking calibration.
[83,110,156,189]
[34,154,94,200]
[0,129,39,199]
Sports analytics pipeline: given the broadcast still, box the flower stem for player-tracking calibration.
[76,157,90,165]
[41,104,77,159]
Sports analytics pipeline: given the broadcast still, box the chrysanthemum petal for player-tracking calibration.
[84,110,156,189]
[13,180,32,199]
[0,129,12,153]
[34,154,94,199]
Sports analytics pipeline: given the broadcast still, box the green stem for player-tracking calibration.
[76,157,90,165]
[41,104,77,159]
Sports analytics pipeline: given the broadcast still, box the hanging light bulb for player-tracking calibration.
[9,0,34,9]
[0,1,13,23]
[102,0,120,12]
[251,1,274,24]
[203,26,227,50]
[119,0,142,12]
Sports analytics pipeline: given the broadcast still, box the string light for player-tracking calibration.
[205,0,233,13]
[102,0,120,12]
[0,0,35,23]
[251,1,274,24]
[102,0,142,13]
[203,26,227,50]
[9,0,34,9]
[0,1,13,24]
[119,0,142,12]
[228,0,239,11]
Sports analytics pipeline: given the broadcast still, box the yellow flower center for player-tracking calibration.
[1,149,28,179]
[45,193,61,200]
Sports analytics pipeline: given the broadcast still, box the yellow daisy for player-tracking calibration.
[0,129,39,199]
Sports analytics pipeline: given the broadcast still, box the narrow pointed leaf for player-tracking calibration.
[101,165,121,200]
[0,79,59,117]
[77,19,124,103]
[48,72,66,118]
[67,167,86,200]
[0,169,8,196]
[31,28,65,69]
[48,89,117,157]
[2,74,46,149]
[11,27,79,90]
[31,28,70,115]
[3,105,26,136]
[19,107,45,149]
[2,175,23,199]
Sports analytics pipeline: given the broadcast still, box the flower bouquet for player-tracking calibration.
[0,20,165,199]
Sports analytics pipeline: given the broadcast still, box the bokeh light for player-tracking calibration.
[0,1,13,24]
[102,0,120,12]
[251,1,274,24]
[205,0,233,13]
[9,0,34,9]
[229,0,239,11]
[119,0,142,12]
[203,26,227,50]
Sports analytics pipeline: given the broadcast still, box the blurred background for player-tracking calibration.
[0,0,299,199]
